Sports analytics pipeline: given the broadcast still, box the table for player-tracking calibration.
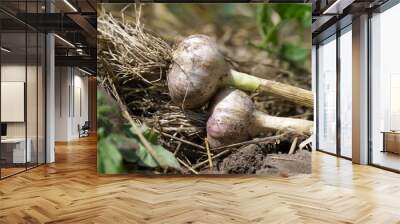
[382,131,400,154]
[1,138,32,163]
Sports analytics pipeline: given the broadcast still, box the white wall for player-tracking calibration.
[71,73,89,138]
[54,66,89,141]
[1,63,46,164]
[55,66,69,141]
[1,65,26,141]
[1,65,32,138]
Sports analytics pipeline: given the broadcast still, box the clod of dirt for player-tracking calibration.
[257,150,311,176]
[219,144,266,174]
[217,143,311,176]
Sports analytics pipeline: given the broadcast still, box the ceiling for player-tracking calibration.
[1,0,396,73]
[310,0,390,43]
[0,0,97,74]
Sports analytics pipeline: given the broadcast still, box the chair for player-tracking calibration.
[79,121,90,138]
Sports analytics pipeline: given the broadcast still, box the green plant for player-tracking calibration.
[97,90,181,174]
[256,4,311,71]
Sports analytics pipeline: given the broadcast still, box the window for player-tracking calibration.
[317,35,337,154]
[0,1,47,179]
[370,3,400,171]
[339,26,352,158]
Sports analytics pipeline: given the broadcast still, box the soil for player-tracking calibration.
[257,150,311,176]
[200,143,311,176]
[219,144,266,174]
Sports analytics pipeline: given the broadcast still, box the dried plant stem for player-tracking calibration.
[156,130,205,150]
[205,138,213,168]
[98,11,172,85]
[288,137,298,155]
[299,135,313,151]
[177,158,198,175]
[269,156,296,161]
[211,134,285,151]
[192,150,231,170]
[173,142,182,155]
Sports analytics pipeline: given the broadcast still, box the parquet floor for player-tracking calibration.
[1,135,400,224]
[1,167,26,178]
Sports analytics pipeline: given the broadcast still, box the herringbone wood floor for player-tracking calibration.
[1,136,400,224]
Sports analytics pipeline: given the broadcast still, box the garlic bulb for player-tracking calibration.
[207,88,313,148]
[167,35,229,109]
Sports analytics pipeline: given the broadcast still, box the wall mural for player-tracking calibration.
[97,3,313,176]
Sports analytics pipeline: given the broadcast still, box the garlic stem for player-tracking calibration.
[250,111,313,137]
[226,69,313,108]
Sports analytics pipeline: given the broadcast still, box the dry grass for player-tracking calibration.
[98,5,172,85]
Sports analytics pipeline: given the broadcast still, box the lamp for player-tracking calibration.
[63,0,78,12]
[54,34,75,48]
[1,47,11,53]
[78,67,93,76]
[322,0,354,15]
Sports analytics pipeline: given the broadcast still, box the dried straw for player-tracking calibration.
[98,5,172,85]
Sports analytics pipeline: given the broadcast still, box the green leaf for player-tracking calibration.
[97,136,124,174]
[97,89,124,139]
[134,143,181,170]
[97,88,180,172]
[114,135,140,163]
[142,127,160,145]
[136,144,159,168]
[119,148,140,163]
[122,124,160,144]
[302,10,312,27]
[274,4,311,22]
[255,3,311,69]
[153,145,181,170]
[280,43,308,63]
[256,5,276,47]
